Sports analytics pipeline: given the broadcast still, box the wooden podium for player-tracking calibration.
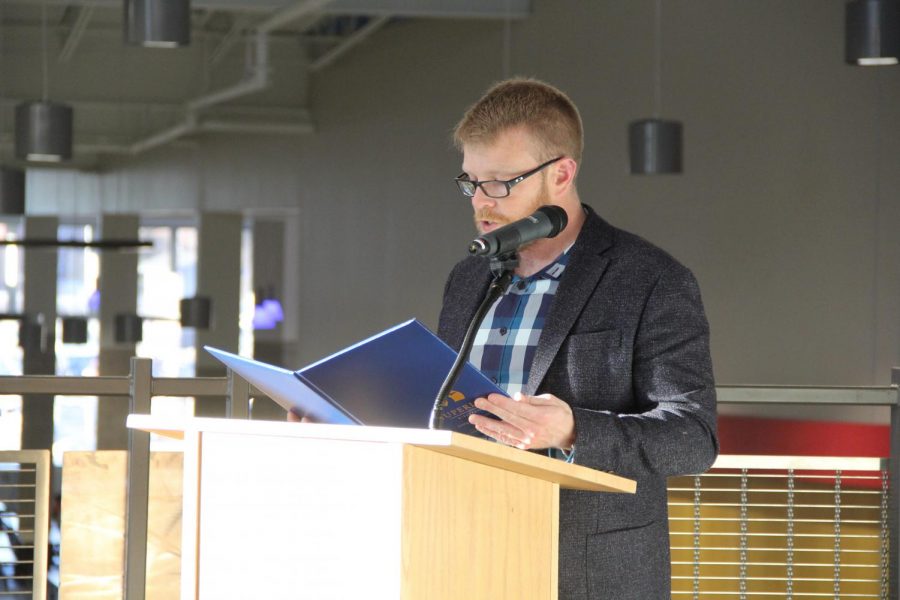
[127,415,635,600]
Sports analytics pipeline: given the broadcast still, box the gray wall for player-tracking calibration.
[26,0,900,386]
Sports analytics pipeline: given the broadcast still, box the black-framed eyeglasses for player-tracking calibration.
[454,156,563,199]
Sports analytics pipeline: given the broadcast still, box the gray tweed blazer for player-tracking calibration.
[437,205,718,599]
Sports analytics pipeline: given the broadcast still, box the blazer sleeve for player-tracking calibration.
[569,263,719,478]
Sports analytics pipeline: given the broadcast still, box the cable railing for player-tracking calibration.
[669,455,888,599]
[0,361,898,600]
[0,451,50,600]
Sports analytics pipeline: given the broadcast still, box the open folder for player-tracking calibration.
[205,319,505,436]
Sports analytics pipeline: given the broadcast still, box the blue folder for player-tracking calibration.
[205,319,505,436]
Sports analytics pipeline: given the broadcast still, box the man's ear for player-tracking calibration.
[551,157,578,194]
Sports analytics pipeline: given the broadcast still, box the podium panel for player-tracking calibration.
[402,445,558,599]
[127,416,635,600]
[191,433,405,599]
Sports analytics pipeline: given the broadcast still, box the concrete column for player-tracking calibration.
[194,212,242,417]
[251,219,288,420]
[20,217,58,450]
[96,214,139,450]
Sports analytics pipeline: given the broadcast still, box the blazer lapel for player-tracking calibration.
[524,208,614,395]
[447,262,492,350]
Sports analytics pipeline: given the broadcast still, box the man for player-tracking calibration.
[437,78,718,599]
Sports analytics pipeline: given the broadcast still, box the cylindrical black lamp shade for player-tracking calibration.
[14,101,74,162]
[62,317,89,344]
[125,0,191,47]
[115,313,143,343]
[0,167,26,215]
[180,296,212,329]
[846,0,900,65]
[18,319,43,350]
[629,119,683,174]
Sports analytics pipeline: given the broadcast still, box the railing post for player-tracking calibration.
[124,357,152,600]
[227,370,251,419]
[890,368,900,600]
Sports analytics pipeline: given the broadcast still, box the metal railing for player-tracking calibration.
[0,358,252,600]
[670,455,888,598]
[0,361,898,599]
[0,450,50,600]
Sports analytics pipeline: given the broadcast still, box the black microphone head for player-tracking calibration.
[536,205,568,238]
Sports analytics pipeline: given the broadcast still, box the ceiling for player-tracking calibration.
[0,0,530,168]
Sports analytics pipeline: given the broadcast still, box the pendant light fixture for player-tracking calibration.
[15,101,74,162]
[62,316,89,344]
[0,167,26,215]
[18,314,47,351]
[125,0,191,48]
[115,313,143,343]
[15,3,74,162]
[845,0,900,65]
[180,296,212,329]
[629,119,682,174]
[629,0,683,174]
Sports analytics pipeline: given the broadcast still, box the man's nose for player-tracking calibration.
[471,187,497,211]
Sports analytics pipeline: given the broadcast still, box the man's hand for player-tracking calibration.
[286,411,313,423]
[468,392,575,450]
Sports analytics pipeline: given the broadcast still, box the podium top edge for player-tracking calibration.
[126,414,635,493]
[442,431,636,494]
[126,414,457,444]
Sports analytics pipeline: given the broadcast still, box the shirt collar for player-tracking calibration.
[516,244,573,284]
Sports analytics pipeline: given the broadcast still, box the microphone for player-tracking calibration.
[468,205,568,257]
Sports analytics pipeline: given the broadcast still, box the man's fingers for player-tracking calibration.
[471,392,575,450]
[469,414,531,448]
[521,393,560,406]
[476,395,540,433]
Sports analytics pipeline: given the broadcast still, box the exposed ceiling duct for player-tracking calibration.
[0,0,532,166]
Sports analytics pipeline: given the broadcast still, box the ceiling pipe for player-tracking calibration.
[188,33,270,112]
[128,115,198,155]
[125,0,333,155]
[199,120,314,134]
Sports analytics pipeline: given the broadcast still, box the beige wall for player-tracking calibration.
[25,0,900,387]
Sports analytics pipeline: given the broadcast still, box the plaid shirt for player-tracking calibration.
[469,250,570,397]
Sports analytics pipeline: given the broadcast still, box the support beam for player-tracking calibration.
[58,6,95,63]
[310,15,390,72]
[209,15,249,65]
[194,212,243,416]
[97,214,139,450]
[257,0,336,33]
[21,217,58,451]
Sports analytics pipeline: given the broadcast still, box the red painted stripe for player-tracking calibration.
[718,415,889,457]
[716,416,889,489]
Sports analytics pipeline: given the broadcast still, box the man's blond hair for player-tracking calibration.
[453,78,584,163]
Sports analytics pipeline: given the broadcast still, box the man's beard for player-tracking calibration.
[472,183,551,234]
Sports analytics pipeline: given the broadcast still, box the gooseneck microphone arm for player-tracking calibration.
[428,256,516,430]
